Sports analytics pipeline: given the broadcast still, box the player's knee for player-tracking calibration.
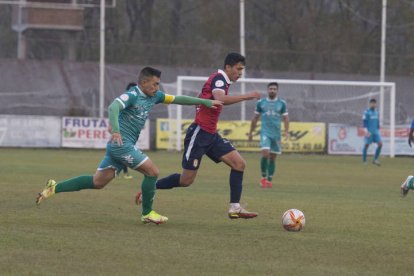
[146,167,159,178]
[93,178,107,189]
[92,172,113,189]
[94,184,105,189]
[262,150,270,158]
[378,143,383,148]
[180,178,193,187]
[180,175,195,187]
[232,158,246,171]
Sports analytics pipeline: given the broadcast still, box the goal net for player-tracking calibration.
[161,77,396,157]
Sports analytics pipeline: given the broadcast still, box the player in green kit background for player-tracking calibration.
[248,82,289,188]
[362,98,382,166]
[36,67,222,225]
[400,117,414,197]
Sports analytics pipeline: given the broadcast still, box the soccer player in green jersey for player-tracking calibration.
[248,82,289,188]
[36,67,222,225]
[400,117,414,197]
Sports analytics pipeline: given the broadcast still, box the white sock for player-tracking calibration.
[229,203,240,211]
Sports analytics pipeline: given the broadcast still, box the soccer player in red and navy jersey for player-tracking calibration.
[150,53,260,219]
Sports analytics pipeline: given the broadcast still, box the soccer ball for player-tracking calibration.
[282,209,305,232]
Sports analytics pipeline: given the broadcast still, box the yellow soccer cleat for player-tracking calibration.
[141,210,168,225]
[36,179,57,205]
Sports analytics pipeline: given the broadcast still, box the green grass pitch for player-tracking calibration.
[1,148,414,275]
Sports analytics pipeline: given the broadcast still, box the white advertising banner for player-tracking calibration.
[328,124,414,156]
[0,115,61,147]
[61,117,150,149]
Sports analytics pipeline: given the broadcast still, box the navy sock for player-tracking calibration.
[156,173,181,189]
[230,170,243,203]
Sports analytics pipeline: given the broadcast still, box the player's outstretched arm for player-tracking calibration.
[213,90,260,105]
[108,100,123,145]
[171,95,222,109]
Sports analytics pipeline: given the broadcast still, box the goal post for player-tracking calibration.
[171,76,396,157]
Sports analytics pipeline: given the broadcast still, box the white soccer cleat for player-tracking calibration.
[228,204,258,219]
[401,175,413,197]
[373,159,381,166]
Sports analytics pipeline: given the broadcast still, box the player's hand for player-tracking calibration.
[284,130,290,139]
[111,132,123,146]
[364,129,371,137]
[246,91,261,100]
[209,100,223,109]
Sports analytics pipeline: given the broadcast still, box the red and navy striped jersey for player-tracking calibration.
[195,69,231,134]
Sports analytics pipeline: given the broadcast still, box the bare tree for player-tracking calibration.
[126,0,155,42]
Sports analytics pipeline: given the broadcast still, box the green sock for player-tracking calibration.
[260,157,268,178]
[408,177,414,190]
[55,175,95,193]
[267,160,276,181]
[141,176,157,216]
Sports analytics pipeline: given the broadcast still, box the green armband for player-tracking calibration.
[172,95,212,108]
[108,100,122,133]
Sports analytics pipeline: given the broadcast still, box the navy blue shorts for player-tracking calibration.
[182,123,235,170]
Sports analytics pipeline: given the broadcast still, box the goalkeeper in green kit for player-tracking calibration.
[36,67,222,225]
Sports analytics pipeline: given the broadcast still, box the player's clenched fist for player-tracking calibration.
[210,100,223,109]
[246,91,261,100]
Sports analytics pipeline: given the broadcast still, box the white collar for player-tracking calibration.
[135,85,148,98]
[218,69,232,84]
[267,97,278,102]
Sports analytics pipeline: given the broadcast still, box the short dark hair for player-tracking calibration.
[126,82,137,90]
[369,98,377,103]
[138,67,161,83]
[268,82,279,88]
[224,53,246,67]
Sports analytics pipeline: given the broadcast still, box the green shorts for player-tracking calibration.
[260,134,281,154]
[98,142,148,175]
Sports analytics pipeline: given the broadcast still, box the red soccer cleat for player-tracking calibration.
[266,180,272,188]
[260,177,267,188]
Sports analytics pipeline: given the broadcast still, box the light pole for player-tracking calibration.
[379,0,387,125]
[99,0,105,118]
[240,0,246,121]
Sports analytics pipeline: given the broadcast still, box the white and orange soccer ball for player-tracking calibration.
[282,209,305,232]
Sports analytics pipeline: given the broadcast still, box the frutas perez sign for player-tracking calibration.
[62,117,149,149]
